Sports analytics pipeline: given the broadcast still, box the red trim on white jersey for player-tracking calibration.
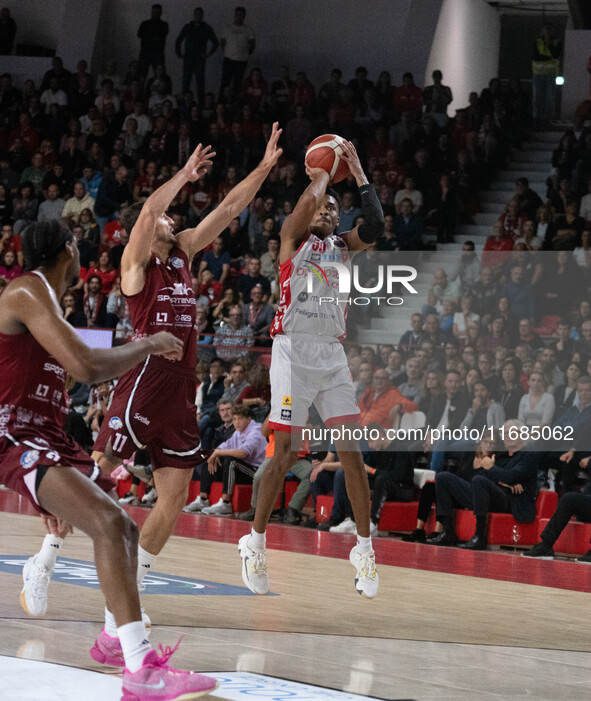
[271,232,311,338]
[270,259,292,338]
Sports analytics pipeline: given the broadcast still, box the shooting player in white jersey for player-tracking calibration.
[239,140,385,598]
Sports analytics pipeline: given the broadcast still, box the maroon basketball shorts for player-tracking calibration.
[94,356,206,469]
[0,427,114,514]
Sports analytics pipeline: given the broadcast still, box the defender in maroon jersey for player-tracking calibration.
[0,221,220,698]
[27,127,283,620]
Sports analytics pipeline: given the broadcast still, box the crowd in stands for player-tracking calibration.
[2,8,591,558]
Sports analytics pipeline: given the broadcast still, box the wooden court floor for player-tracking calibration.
[1,494,591,700]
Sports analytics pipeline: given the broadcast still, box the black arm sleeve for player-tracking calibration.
[357,184,385,243]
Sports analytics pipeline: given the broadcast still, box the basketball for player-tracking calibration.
[304,134,350,183]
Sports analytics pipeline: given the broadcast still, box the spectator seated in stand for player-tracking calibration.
[523,484,591,561]
[364,423,416,533]
[200,404,267,515]
[405,433,501,543]
[499,198,527,241]
[86,249,117,295]
[242,283,275,344]
[62,181,95,228]
[425,268,461,316]
[197,270,223,308]
[236,256,271,303]
[83,274,108,327]
[37,183,65,222]
[514,177,543,221]
[199,235,230,283]
[537,376,591,493]
[428,379,504,473]
[426,420,539,550]
[213,304,254,362]
[0,248,22,281]
[358,368,418,428]
[196,360,228,449]
[238,417,313,524]
[184,399,235,513]
[393,197,424,250]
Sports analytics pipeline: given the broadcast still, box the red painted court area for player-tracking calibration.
[2,489,590,595]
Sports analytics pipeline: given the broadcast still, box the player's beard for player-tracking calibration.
[310,223,332,239]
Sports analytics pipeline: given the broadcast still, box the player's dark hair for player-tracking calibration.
[21,220,73,271]
[121,201,144,234]
[326,187,341,211]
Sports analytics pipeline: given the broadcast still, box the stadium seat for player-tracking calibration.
[453,492,557,546]
[316,495,334,522]
[486,514,539,546]
[185,481,251,512]
[538,518,591,555]
[116,477,147,500]
[378,501,419,532]
[535,490,558,518]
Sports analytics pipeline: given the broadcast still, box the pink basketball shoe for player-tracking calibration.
[121,640,218,700]
[89,628,125,667]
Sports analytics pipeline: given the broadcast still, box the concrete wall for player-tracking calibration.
[562,30,591,119]
[425,0,501,113]
[8,0,65,53]
[92,0,442,92]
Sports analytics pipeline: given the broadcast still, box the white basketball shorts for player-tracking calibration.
[268,334,360,433]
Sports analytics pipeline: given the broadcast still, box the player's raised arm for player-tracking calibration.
[122,143,215,270]
[338,140,384,251]
[2,274,182,385]
[176,122,283,259]
[277,167,331,264]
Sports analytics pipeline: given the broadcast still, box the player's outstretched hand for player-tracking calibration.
[339,139,365,183]
[261,122,283,170]
[183,143,215,182]
[149,331,184,360]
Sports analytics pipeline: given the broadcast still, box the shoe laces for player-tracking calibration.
[357,551,377,580]
[30,560,51,595]
[251,551,267,576]
[152,638,187,673]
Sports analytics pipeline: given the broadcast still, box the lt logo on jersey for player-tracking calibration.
[282,396,292,407]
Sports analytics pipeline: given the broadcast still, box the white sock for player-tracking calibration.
[35,534,63,571]
[356,534,372,554]
[249,527,266,551]
[104,607,118,637]
[137,545,156,588]
[117,620,151,673]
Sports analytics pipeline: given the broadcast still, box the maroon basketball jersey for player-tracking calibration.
[126,246,197,371]
[0,272,70,436]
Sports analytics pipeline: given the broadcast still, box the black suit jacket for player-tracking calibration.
[485,449,539,523]
[425,392,470,433]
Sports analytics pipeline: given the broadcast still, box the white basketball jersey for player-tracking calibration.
[270,231,351,340]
